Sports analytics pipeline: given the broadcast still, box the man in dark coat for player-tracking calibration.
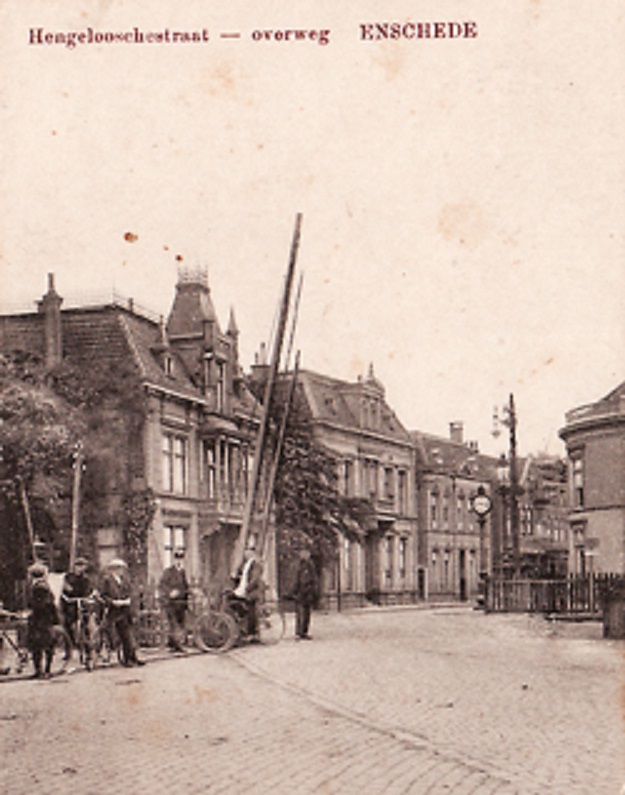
[27,563,59,678]
[100,559,145,667]
[60,557,93,648]
[159,549,189,652]
[292,548,318,640]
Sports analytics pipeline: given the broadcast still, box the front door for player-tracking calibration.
[459,548,467,601]
[365,533,379,598]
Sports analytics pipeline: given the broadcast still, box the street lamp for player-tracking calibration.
[493,394,522,578]
[471,485,492,578]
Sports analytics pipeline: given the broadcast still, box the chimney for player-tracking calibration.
[449,421,464,445]
[250,342,270,391]
[37,273,63,367]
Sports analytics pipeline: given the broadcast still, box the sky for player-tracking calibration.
[1,1,624,457]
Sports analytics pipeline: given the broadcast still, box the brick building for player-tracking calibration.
[412,424,495,601]
[0,271,261,593]
[274,365,419,608]
[559,382,625,574]
[516,454,568,578]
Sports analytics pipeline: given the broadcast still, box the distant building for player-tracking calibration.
[0,272,260,593]
[559,383,625,574]
[413,424,495,601]
[263,365,419,608]
[516,454,568,578]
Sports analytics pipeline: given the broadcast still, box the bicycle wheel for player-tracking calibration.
[93,625,114,666]
[79,623,98,671]
[193,610,238,653]
[1,631,29,675]
[49,626,71,676]
[257,605,285,645]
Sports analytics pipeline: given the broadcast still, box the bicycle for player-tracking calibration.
[192,589,285,653]
[0,608,71,678]
[61,593,101,671]
[0,608,30,675]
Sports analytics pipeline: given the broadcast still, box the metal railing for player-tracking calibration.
[485,573,625,616]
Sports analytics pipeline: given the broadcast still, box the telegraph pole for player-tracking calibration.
[507,394,521,577]
[493,393,522,578]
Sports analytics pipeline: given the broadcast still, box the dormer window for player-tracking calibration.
[163,354,174,377]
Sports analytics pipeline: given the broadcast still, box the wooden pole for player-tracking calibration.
[234,214,302,570]
[69,443,84,568]
[17,477,36,560]
[258,351,301,560]
[256,271,304,560]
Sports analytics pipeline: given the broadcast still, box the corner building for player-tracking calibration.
[559,382,625,574]
[0,271,260,594]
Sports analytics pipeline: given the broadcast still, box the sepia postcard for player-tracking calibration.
[1,2,624,794]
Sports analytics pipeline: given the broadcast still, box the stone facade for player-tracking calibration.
[413,425,495,600]
[559,382,625,574]
[286,366,419,607]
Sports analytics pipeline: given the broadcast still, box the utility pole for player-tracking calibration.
[507,394,521,578]
[493,393,522,578]
[69,442,84,569]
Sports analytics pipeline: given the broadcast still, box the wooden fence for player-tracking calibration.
[485,573,625,616]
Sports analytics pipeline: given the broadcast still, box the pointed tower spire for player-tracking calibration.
[227,306,239,337]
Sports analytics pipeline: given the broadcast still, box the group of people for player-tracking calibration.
[20,541,319,679]
[25,556,145,678]
[157,541,320,647]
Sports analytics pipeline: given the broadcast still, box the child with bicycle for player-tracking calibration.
[26,562,59,678]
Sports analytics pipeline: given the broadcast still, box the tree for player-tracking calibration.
[0,352,83,603]
[272,398,373,565]
[48,356,151,579]
[0,345,155,595]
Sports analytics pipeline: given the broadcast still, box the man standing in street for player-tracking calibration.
[292,547,318,640]
[100,559,145,667]
[60,556,93,649]
[159,549,189,652]
[233,542,264,641]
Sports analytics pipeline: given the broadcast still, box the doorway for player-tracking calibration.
[459,549,467,601]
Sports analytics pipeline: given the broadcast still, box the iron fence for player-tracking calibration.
[485,573,625,616]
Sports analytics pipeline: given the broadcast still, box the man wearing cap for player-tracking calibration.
[100,559,145,667]
[159,549,189,653]
[60,557,93,648]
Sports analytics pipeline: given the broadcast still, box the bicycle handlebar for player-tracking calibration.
[0,608,22,621]
[61,593,98,603]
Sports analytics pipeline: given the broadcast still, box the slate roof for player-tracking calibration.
[412,431,497,481]
[296,369,413,445]
[0,301,258,416]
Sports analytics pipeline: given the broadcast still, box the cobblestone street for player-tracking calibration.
[0,607,622,794]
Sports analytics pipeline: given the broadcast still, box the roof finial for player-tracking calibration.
[227,306,239,336]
